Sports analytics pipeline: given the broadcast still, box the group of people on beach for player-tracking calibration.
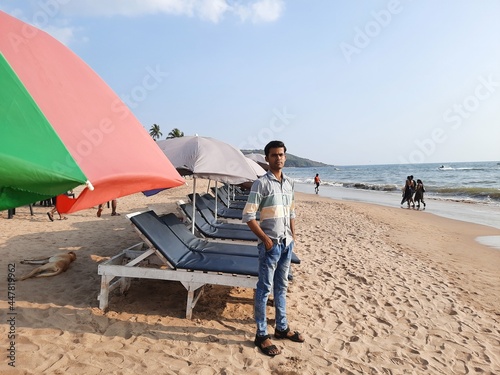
[401,175,426,209]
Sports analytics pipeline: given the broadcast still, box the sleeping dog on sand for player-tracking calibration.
[20,252,77,280]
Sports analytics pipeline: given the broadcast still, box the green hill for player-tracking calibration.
[241,149,331,168]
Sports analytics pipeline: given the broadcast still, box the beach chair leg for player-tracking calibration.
[183,282,204,319]
[98,275,112,311]
[119,277,131,294]
[186,290,195,320]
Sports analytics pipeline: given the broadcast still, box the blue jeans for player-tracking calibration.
[255,240,294,337]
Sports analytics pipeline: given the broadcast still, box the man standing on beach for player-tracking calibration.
[314,173,321,194]
[242,140,305,357]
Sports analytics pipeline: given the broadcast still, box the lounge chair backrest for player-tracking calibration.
[160,213,259,256]
[215,189,230,205]
[188,193,217,222]
[198,193,250,220]
[178,202,213,232]
[199,193,216,208]
[194,194,217,213]
[129,211,190,267]
[159,212,209,250]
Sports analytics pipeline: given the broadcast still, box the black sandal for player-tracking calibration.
[254,334,280,356]
[274,327,305,342]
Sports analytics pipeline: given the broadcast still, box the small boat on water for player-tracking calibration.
[438,165,453,171]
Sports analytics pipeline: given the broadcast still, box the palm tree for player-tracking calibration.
[149,124,163,141]
[167,128,184,139]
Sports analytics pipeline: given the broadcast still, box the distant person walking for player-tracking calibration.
[97,199,120,217]
[409,175,416,208]
[314,173,321,194]
[47,197,66,221]
[47,193,72,221]
[414,179,426,209]
[401,176,413,208]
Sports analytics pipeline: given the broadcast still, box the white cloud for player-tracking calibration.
[250,0,285,23]
[61,0,193,17]
[196,0,230,23]
[59,0,284,23]
[2,0,284,46]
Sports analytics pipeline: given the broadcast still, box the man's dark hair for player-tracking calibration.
[264,140,287,157]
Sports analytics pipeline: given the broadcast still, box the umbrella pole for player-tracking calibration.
[224,183,230,208]
[192,177,197,234]
[214,181,218,221]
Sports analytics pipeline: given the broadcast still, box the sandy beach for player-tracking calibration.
[1,181,499,374]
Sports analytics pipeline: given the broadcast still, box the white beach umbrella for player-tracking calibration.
[245,157,267,177]
[246,153,269,171]
[157,135,261,232]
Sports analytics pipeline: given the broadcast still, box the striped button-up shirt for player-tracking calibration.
[242,170,295,244]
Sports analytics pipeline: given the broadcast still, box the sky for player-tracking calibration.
[2,0,500,166]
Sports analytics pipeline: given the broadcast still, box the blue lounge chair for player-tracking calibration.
[98,211,299,319]
[187,193,254,230]
[199,193,259,220]
[178,202,258,242]
[210,187,246,209]
[162,211,300,264]
[215,185,249,201]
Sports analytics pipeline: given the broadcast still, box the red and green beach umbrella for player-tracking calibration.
[0,11,184,212]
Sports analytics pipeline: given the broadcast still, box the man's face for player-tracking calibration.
[265,147,286,171]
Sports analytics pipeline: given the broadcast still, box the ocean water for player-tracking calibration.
[285,161,500,242]
[285,161,500,206]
